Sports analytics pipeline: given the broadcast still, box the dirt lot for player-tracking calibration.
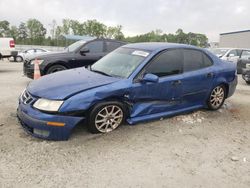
[0,60,250,188]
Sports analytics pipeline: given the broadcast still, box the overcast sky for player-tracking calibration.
[0,0,249,41]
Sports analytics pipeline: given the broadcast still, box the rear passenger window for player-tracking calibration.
[146,49,183,77]
[203,53,213,67]
[106,42,122,52]
[183,49,212,72]
[85,41,103,53]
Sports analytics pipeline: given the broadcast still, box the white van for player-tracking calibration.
[0,37,17,59]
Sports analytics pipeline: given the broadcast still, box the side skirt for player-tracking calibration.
[126,104,204,125]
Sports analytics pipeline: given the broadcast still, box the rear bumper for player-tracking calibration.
[227,75,238,98]
[17,103,84,140]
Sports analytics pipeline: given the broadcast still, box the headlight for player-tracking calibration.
[30,59,44,65]
[33,99,64,112]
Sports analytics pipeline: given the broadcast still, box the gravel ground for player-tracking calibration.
[0,60,250,188]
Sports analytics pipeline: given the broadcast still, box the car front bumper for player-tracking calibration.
[17,103,85,140]
[23,62,34,79]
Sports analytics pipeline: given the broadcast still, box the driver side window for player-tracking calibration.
[84,41,104,53]
[145,49,183,77]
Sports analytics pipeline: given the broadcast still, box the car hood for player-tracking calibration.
[30,51,71,60]
[27,68,121,100]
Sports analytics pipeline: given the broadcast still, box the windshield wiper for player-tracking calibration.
[91,69,112,77]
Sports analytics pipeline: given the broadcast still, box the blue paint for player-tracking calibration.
[17,43,237,140]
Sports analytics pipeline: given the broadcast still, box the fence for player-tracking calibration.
[15,45,65,52]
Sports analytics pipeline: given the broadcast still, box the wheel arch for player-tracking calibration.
[44,61,69,74]
[87,96,131,118]
[218,82,229,98]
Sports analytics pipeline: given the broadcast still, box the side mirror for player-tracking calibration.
[141,73,159,83]
[80,47,89,55]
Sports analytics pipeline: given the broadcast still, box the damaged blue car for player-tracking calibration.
[17,43,237,140]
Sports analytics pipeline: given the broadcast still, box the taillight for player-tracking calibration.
[10,40,15,48]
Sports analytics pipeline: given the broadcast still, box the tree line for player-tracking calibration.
[0,19,208,47]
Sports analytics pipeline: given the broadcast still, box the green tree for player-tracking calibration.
[62,19,71,35]
[9,26,18,40]
[82,20,107,37]
[106,25,124,40]
[49,19,57,39]
[0,20,10,37]
[69,20,84,35]
[26,19,46,44]
[17,22,28,43]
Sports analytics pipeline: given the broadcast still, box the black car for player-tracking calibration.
[23,38,126,79]
[242,68,250,84]
[237,49,250,74]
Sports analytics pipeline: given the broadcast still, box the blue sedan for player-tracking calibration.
[17,43,237,140]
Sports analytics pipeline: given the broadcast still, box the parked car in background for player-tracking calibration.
[0,37,17,59]
[10,48,50,62]
[17,43,237,140]
[242,68,250,84]
[209,48,250,63]
[237,50,250,74]
[23,38,126,79]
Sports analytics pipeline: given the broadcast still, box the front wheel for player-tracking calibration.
[207,85,226,110]
[46,64,67,74]
[87,102,126,134]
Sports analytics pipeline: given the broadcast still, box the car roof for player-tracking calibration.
[90,38,127,44]
[122,42,200,51]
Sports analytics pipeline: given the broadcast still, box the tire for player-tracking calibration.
[207,85,226,110]
[246,81,250,85]
[46,64,67,74]
[87,101,126,134]
[15,56,23,62]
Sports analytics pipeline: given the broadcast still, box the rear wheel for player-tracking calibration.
[207,85,226,110]
[46,65,67,74]
[87,101,126,134]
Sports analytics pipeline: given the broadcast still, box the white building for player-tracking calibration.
[220,30,250,48]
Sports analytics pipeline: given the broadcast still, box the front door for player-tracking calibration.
[129,49,183,118]
[70,40,106,68]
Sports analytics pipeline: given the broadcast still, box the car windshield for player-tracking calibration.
[91,48,150,78]
[209,48,228,57]
[65,40,86,52]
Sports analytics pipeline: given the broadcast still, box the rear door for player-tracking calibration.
[181,49,214,106]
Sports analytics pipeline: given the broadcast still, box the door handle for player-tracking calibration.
[171,80,182,85]
[206,72,214,78]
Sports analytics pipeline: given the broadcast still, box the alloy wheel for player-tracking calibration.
[95,105,123,133]
[210,86,225,109]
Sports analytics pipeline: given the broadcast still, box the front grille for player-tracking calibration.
[21,90,34,105]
